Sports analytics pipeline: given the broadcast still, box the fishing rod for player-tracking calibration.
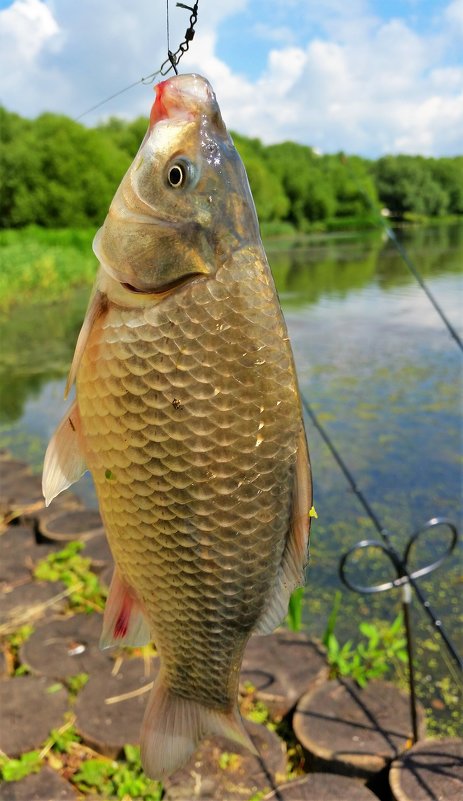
[301,393,462,673]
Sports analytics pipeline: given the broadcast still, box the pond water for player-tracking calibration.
[1,223,462,733]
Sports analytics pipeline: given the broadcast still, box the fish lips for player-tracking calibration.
[121,272,205,296]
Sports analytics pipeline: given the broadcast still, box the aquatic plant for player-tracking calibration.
[323,591,407,687]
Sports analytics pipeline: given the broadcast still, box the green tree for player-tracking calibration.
[1,111,130,228]
[96,116,148,158]
[429,157,463,214]
[374,155,450,217]
[326,154,378,218]
[232,132,289,222]
[265,141,337,227]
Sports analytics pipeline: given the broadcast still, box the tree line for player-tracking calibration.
[1,106,462,232]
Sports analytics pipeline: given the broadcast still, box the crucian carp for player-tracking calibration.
[43,73,312,779]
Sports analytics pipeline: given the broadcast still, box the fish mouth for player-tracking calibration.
[150,74,215,129]
[121,272,204,295]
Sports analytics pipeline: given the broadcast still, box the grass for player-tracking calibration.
[0,227,97,312]
[33,541,107,614]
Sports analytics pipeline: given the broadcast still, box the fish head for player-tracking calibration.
[93,74,260,295]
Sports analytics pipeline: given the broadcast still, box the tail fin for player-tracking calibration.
[140,674,257,780]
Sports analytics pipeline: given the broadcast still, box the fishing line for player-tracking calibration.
[342,157,463,353]
[75,1,199,121]
[166,0,171,53]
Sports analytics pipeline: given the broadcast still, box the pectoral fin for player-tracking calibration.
[42,401,87,507]
[100,569,151,649]
[254,424,312,635]
[65,284,107,398]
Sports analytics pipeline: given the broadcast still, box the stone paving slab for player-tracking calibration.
[0,767,78,801]
[293,678,426,778]
[0,676,69,757]
[20,613,111,681]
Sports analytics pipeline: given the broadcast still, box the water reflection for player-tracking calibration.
[268,223,463,304]
[0,289,88,424]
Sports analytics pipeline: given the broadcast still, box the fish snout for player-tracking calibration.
[149,74,218,130]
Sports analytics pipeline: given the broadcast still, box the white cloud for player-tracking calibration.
[0,0,462,156]
[0,0,59,61]
[445,0,463,35]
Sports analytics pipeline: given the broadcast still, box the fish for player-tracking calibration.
[42,73,312,779]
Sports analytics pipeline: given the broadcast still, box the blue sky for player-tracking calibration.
[1,0,462,156]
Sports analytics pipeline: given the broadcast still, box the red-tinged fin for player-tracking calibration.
[65,286,108,399]
[42,400,87,507]
[100,569,151,649]
[140,674,258,780]
[254,424,312,635]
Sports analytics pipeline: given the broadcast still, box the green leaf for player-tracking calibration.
[322,590,342,647]
[326,633,339,659]
[67,672,89,696]
[390,614,404,634]
[397,650,409,663]
[287,587,304,632]
[1,751,42,782]
[358,622,377,638]
[123,744,141,766]
[46,682,63,694]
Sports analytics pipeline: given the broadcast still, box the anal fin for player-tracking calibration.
[254,424,312,635]
[42,400,87,507]
[100,569,151,649]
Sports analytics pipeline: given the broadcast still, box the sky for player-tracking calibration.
[0,0,462,157]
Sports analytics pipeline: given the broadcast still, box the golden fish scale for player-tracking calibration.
[77,252,301,710]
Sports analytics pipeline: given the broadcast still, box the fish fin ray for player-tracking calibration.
[65,284,107,398]
[141,674,257,780]
[100,569,151,649]
[42,401,86,507]
[254,424,312,635]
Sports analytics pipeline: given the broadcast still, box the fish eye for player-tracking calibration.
[166,158,195,189]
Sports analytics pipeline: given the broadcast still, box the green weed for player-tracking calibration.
[323,591,408,687]
[0,751,42,782]
[72,745,163,800]
[67,672,90,697]
[286,587,304,632]
[45,722,81,754]
[218,751,241,771]
[33,541,106,613]
[5,624,34,675]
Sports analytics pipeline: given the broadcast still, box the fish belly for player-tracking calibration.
[77,256,301,711]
